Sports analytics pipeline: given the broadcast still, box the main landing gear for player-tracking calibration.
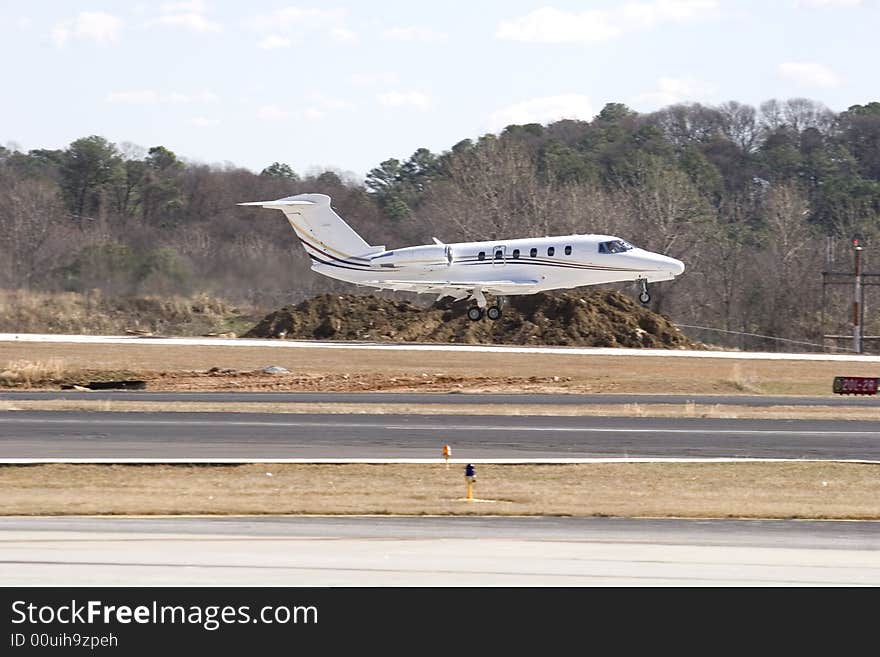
[637,278,651,305]
[467,293,505,321]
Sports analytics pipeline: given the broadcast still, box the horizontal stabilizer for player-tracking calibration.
[237,199,315,207]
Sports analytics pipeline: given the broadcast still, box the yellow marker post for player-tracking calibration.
[442,444,451,469]
[465,463,475,501]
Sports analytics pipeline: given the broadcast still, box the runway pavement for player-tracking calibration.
[3,390,879,406]
[0,516,876,585]
[1,410,879,460]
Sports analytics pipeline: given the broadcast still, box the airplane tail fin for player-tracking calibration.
[238,193,383,261]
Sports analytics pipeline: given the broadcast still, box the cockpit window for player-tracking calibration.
[598,240,634,254]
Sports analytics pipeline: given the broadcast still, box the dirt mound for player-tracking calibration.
[242,290,700,348]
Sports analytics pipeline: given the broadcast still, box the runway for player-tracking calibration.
[3,390,879,407]
[0,516,876,585]
[5,332,880,361]
[1,410,879,460]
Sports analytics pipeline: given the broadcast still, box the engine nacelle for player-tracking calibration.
[373,244,450,268]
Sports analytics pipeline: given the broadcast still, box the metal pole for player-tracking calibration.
[853,239,863,354]
[821,272,827,352]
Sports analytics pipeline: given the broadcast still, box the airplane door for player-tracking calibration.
[492,245,505,266]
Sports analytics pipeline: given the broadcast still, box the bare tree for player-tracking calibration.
[748,183,823,343]
[717,101,759,152]
[0,174,67,287]
[419,137,555,241]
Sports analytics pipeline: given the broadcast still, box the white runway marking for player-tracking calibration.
[2,458,879,464]
[3,333,880,362]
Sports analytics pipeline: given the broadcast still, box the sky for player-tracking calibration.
[1,0,878,182]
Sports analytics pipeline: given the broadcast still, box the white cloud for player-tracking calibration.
[381,26,448,42]
[106,90,218,103]
[160,0,208,12]
[351,72,399,86]
[308,93,349,111]
[258,35,292,49]
[329,27,357,43]
[257,104,290,120]
[148,2,220,32]
[489,94,594,131]
[797,0,862,6]
[635,77,716,107]
[51,12,124,47]
[779,61,841,87]
[497,8,618,43]
[150,12,220,32]
[249,7,346,29]
[497,1,719,44]
[377,91,432,111]
[302,93,352,120]
[248,7,354,45]
[189,116,220,127]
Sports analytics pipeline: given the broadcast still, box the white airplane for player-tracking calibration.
[238,193,684,321]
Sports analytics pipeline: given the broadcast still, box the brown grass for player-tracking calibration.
[0,289,260,336]
[2,399,879,421]
[1,341,873,395]
[0,359,67,386]
[0,462,878,519]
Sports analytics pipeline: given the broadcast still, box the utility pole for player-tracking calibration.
[821,237,878,354]
[853,238,864,354]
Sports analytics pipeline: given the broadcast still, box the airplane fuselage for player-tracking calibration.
[312,233,684,293]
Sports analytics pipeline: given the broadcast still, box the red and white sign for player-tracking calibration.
[833,376,879,395]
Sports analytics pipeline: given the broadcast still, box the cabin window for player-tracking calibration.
[478,251,485,261]
[547,246,555,256]
[512,249,520,259]
[530,247,537,258]
[494,249,503,260]
[564,245,572,255]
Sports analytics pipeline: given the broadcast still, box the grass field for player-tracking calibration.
[1,462,878,519]
[3,340,878,395]
[2,399,879,420]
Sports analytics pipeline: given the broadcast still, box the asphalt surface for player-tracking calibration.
[1,516,877,585]
[3,390,878,406]
[1,411,879,459]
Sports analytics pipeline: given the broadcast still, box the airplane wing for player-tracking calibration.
[359,279,539,296]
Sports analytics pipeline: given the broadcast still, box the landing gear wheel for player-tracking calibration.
[486,306,502,321]
[638,291,651,305]
[467,307,484,321]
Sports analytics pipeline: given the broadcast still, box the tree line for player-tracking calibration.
[1,97,879,350]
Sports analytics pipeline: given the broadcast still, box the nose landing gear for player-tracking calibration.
[637,279,651,305]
